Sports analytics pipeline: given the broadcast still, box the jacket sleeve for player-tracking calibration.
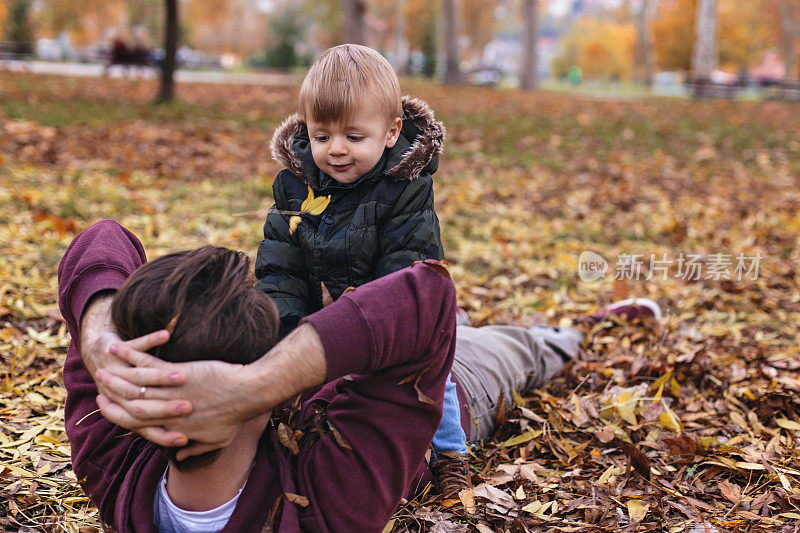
[58,220,158,528]
[298,262,458,532]
[255,172,312,336]
[373,174,444,279]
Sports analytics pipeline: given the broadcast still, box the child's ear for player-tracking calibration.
[385,117,403,148]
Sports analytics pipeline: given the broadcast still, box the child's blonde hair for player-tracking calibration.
[299,44,402,126]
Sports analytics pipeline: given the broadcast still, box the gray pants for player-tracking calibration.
[451,325,583,442]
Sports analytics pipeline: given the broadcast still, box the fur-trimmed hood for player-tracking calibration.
[269,96,445,187]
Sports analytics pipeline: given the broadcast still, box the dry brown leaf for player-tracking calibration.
[284,492,309,507]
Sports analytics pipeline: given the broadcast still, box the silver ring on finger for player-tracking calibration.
[139,386,147,399]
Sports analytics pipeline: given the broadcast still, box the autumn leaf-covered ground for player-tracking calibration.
[1,72,800,532]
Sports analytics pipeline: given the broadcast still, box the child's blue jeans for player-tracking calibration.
[431,372,468,457]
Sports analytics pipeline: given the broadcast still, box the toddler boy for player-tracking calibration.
[255,44,469,497]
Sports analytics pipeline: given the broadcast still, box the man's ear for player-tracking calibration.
[385,117,403,148]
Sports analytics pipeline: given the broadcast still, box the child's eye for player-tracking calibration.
[347,135,363,142]
[314,135,329,142]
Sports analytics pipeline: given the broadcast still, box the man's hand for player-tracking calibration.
[80,292,189,447]
[78,292,128,379]
[97,349,255,458]
[96,323,328,458]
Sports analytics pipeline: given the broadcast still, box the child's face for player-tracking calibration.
[307,101,402,184]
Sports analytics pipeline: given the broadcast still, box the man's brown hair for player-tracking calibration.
[112,246,278,366]
[111,246,279,470]
[298,44,402,125]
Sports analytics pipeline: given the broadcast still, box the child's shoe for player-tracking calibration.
[589,297,662,324]
[431,451,471,499]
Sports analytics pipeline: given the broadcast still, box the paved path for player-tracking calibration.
[0,60,301,86]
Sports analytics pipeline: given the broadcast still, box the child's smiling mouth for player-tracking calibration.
[330,163,354,172]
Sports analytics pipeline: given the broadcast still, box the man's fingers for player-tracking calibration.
[96,394,191,425]
[137,426,188,448]
[96,369,157,401]
[109,341,166,368]
[123,329,170,353]
[104,366,185,388]
[96,370,189,404]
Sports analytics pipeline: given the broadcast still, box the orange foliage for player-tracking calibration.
[553,17,637,80]
[461,0,497,61]
[653,0,782,72]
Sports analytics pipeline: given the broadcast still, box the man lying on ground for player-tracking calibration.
[60,220,660,532]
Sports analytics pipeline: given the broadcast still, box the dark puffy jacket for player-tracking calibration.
[256,96,446,333]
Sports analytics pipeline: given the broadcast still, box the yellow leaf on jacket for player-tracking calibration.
[300,186,315,211]
[300,186,330,216]
[289,215,301,234]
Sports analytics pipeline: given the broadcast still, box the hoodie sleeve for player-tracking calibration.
[373,174,444,279]
[58,220,160,529]
[298,261,458,532]
[255,171,312,336]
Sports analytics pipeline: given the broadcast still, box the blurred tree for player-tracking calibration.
[691,0,717,96]
[0,2,7,32]
[443,0,461,83]
[31,1,127,45]
[461,0,495,62]
[654,0,774,74]
[184,0,266,56]
[404,0,437,73]
[419,5,438,77]
[652,0,695,71]
[552,17,636,80]
[5,0,34,55]
[521,0,539,90]
[633,0,655,86]
[717,0,769,74]
[262,2,308,69]
[302,0,343,49]
[128,0,161,45]
[344,0,366,44]
[778,0,800,79]
[158,0,178,102]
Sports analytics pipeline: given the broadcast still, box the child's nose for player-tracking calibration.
[329,137,347,155]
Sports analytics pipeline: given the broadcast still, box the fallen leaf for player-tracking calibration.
[626,499,649,522]
[284,492,309,507]
[277,423,299,455]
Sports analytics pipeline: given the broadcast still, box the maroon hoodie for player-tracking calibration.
[58,220,458,532]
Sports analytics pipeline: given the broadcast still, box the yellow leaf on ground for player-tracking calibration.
[615,390,638,425]
[499,429,542,448]
[458,488,476,514]
[627,499,649,522]
[521,500,542,514]
[776,418,800,431]
[658,403,684,433]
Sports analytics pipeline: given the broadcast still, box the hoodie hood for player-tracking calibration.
[269,96,445,187]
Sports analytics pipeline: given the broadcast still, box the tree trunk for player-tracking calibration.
[691,0,718,97]
[634,0,654,87]
[442,0,461,84]
[779,0,800,80]
[521,0,539,90]
[344,0,367,45]
[158,0,178,102]
[395,0,409,76]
